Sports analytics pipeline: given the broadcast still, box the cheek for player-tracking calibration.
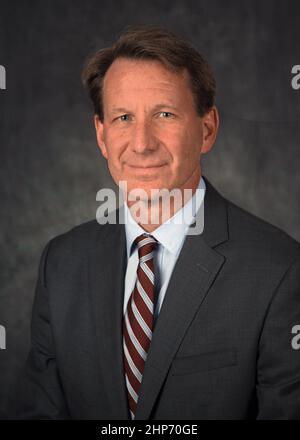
[105,130,128,160]
[182,125,203,155]
[162,128,186,155]
[104,140,122,161]
[167,131,196,161]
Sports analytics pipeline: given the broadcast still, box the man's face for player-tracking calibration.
[95,57,218,198]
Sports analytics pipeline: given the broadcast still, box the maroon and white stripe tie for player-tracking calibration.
[123,233,158,420]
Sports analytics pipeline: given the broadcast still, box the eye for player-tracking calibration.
[158,111,174,118]
[116,114,131,122]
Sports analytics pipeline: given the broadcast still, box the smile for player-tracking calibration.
[126,163,167,169]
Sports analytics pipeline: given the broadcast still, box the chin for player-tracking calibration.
[130,179,171,193]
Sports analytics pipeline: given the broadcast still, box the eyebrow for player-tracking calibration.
[110,103,179,114]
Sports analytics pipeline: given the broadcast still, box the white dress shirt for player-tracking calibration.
[123,175,206,323]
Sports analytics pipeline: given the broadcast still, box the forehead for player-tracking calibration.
[102,57,192,102]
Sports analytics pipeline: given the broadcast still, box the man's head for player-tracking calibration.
[82,25,219,198]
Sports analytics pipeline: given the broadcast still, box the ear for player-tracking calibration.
[94,114,108,159]
[201,106,219,154]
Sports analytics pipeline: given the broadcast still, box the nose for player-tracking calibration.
[129,120,157,154]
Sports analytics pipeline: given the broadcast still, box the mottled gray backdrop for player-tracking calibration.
[0,0,299,417]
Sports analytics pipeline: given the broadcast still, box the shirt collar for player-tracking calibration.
[124,176,206,258]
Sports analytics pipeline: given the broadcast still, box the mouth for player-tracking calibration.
[126,163,167,169]
[125,163,168,180]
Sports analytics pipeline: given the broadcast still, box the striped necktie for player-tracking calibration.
[123,233,158,420]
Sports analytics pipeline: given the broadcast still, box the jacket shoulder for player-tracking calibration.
[226,198,300,264]
[49,218,105,250]
[38,218,116,285]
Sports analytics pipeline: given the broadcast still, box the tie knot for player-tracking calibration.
[135,233,158,259]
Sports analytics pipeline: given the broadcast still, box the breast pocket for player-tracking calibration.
[170,348,237,376]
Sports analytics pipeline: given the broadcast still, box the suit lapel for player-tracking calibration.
[134,176,229,419]
[88,210,130,419]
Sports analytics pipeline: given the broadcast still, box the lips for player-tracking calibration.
[127,163,166,168]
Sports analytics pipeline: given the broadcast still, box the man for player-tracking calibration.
[13,25,300,419]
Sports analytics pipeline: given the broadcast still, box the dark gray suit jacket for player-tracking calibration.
[12,176,300,419]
